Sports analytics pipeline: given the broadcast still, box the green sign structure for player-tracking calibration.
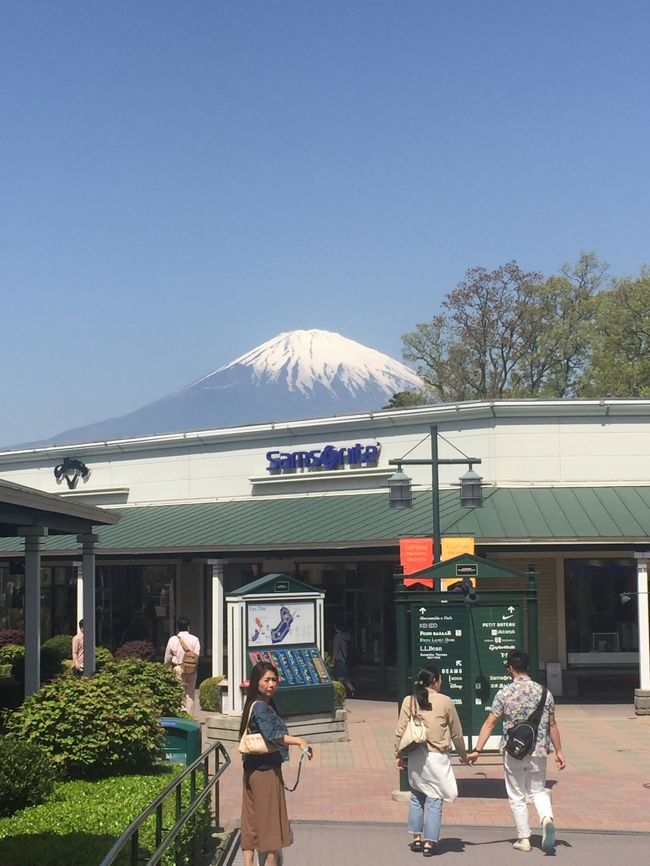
[396,554,538,748]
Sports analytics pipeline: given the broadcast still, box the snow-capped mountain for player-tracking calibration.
[21,330,424,447]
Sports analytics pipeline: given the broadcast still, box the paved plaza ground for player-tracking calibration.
[199,698,650,862]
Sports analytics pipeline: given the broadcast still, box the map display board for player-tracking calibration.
[247,601,315,647]
[248,646,331,689]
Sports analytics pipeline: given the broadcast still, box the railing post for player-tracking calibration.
[130,830,139,866]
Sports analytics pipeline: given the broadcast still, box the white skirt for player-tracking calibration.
[407,746,458,803]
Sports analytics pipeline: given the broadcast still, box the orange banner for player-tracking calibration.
[400,537,434,587]
[440,537,476,590]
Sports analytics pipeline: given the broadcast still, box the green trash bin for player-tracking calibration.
[160,717,201,766]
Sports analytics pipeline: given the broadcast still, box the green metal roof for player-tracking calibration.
[1,486,650,555]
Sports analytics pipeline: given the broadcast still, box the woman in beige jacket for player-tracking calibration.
[394,666,469,856]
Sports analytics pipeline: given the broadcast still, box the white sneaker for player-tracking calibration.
[541,816,555,851]
[513,839,532,852]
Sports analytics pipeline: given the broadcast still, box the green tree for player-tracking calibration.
[511,252,605,397]
[383,390,431,409]
[402,261,543,400]
[580,270,650,396]
[402,254,604,400]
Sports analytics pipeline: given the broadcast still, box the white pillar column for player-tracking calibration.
[207,559,225,680]
[77,534,98,677]
[635,554,650,691]
[20,527,47,697]
[74,562,83,628]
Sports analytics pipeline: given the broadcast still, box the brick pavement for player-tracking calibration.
[201,699,650,836]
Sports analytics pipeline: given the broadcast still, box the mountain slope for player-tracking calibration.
[21,330,424,446]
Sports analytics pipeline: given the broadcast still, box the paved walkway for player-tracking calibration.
[227,822,650,865]
[202,699,650,836]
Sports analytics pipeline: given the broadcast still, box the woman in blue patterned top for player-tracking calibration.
[239,661,312,866]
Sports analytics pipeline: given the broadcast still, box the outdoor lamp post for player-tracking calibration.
[387,424,483,563]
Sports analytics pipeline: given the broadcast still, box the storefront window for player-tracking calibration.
[0,565,24,631]
[565,558,638,664]
[97,564,176,654]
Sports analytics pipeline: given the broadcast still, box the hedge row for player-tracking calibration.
[0,767,210,866]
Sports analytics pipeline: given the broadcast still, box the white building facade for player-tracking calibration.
[1,399,649,705]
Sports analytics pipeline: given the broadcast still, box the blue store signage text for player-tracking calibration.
[266,443,380,473]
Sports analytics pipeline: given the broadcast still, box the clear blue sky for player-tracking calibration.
[2,1,650,444]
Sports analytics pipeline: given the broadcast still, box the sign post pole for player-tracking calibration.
[394,572,410,793]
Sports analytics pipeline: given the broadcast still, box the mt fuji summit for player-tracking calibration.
[26,329,424,446]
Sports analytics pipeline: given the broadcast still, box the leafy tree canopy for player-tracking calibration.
[580,269,650,397]
[397,252,628,402]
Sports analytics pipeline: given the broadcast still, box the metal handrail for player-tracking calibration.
[99,739,231,866]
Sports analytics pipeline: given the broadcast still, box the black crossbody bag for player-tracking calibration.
[505,687,548,760]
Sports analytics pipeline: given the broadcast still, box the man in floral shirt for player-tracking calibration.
[468,649,566,853]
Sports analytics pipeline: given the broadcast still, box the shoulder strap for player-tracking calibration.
[410,695,421,720]
[177,634,191,653]
[527,687,548,727]
[245,700,259,732]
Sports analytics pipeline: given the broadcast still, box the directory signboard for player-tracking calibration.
[409,600,523,737]
[411,603,472,722]
[467,603,523,732]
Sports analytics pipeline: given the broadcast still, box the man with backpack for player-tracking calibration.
[468,648,566,853]
[164,617,201,715]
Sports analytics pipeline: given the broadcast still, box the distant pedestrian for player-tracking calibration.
[164,617,200,714]
[395,666,469,857]
[332,624,355,697]
[71,619,84,677]
[468,648,566,853]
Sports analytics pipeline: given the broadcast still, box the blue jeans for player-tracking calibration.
[407,789,443,842]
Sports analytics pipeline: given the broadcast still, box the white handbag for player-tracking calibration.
[398,696,428,756]
[238,701,279,755]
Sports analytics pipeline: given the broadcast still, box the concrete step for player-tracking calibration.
[204,710,349,744]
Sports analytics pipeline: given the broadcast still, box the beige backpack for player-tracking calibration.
[178,635,198,675]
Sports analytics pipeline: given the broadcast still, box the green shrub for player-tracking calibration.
[6,675,164,778]
[0,734,57,816]
[40,644,64,682]
[94,645,113,671]
[115,640,157,661]
[0,769,178,866]
[41,634,73,666]
[1,643,65,685]
[0,768,211,866]
[198,675,224,712]
[1,644,24,684]
[0,664,11,678]
[0,643,24,667]
[0,676,22,713]
[332,680,346,709]
[95,659,183,717]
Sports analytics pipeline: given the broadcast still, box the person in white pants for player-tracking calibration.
[468,648,566,853]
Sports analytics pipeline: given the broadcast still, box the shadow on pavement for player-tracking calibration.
[457,776,558,798]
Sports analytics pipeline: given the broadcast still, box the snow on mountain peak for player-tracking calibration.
[22,329,424,448]
[202,329,422,396]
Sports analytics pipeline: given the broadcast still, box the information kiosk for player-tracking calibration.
[395,553,538,749]
[225,573,334,716]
